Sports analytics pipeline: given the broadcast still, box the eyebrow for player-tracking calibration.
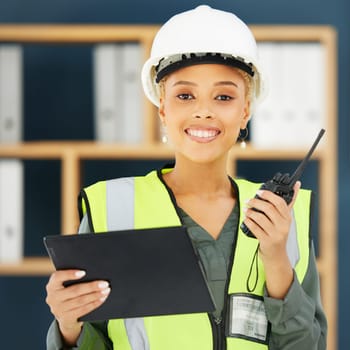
[172,80,238,88]
[172,80,196,87]
[214,81,239,88]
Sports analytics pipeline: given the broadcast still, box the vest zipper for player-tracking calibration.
[209,315,226,350]
[218,178,241,350]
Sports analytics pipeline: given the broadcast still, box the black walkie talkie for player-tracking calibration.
[240,128,325,238]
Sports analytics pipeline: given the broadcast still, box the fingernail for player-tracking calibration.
[98,281,109,289]
[256,190,263,197]
[75,270,86,278]
[101,287,111,295]
[100,296,108,302]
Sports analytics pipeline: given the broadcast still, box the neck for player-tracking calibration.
[163,156,231,197]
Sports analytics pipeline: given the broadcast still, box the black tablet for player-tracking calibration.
[44,226,215,321]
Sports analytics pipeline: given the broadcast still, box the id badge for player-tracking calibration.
[227,293,270,344]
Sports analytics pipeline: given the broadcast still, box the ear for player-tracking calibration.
[158,97,166,126]
[240,99,251,129]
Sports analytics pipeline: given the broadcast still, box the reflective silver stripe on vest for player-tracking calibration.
[124,318,150,350]
[287,211,300,268]
[106,178,150,349]
[106,177,135,230]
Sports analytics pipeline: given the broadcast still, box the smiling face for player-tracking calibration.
[159,63,251,164]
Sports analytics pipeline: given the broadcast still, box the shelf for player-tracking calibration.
[251,25,336,42]
[0,141,173,159]
[0,140,323,159]
[0,257,54,276]
[0,24,159,44]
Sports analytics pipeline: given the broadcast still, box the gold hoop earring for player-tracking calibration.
[238,128,248,149]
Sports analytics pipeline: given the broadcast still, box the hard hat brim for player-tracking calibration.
[155,52,255,83]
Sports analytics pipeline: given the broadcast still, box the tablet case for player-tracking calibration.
[44,226,216,321]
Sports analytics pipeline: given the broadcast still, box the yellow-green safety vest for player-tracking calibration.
[79,169,312,350]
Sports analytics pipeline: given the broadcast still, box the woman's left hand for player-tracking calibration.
[243,181,301,260]
[242,181,301,298]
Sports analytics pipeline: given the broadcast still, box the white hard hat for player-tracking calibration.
[141,5,267,115]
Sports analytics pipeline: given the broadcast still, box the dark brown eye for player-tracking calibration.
[216,95,232,101]
[177,93,194,100]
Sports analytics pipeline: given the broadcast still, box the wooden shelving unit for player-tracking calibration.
[0,24,337,349]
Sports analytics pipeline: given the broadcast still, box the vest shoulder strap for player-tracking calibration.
[78,170,181,232]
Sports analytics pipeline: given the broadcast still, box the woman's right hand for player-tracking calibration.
[45,269,111,346]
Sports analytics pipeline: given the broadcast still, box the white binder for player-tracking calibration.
[93,43,143,143]
[0,159,24,262]
[93,44,123,142]
[120,43,143,144]
[0,45,23,143]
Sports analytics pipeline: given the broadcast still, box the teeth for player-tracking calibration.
[187,129,218,138]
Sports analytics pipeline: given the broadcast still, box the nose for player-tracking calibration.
[194,113,213,119]
[192,101,214,119]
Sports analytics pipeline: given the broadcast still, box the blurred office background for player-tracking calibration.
[0,0,348,348]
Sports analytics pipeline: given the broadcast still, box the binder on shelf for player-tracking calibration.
[93,44,123,143]
[295,43,326,145]
[120,43,143,144]
[0,45,23,143]
[93,43,143,144]
[251,42,280,148]
[252,42,325,149]
[0,159,24,263]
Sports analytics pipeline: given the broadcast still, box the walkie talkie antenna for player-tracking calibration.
[289,128,325,186]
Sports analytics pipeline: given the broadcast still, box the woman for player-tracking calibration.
[46,5,327,349]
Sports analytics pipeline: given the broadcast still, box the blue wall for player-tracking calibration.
[0,1,349,349]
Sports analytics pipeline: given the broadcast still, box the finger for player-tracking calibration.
[251,190,291,220]
[62,280,110,301]
[257,190,289,209]
[288,181,301,209]
[243,206,275,236]
[246,196,285,226]
[48,279,110,311]
[244,195,291,238]
[46,272,108,310]
[62,286,111,314]
[48,281,111,321]
[58,293,110,325]
[242,215,266,240]
[47,270,86,291]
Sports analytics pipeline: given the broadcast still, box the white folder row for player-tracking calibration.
[251,42,326,149]
[93,43,143,143]
[0,45,24,262]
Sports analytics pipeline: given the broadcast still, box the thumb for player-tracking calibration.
[289,181,301,209]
